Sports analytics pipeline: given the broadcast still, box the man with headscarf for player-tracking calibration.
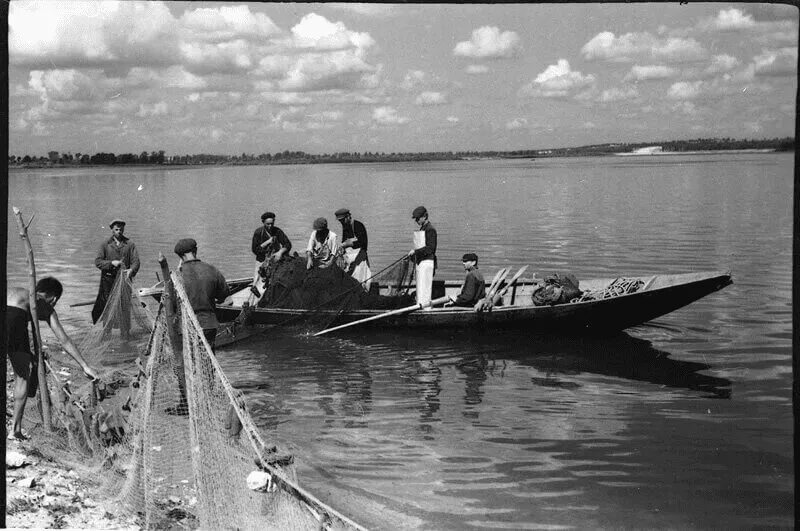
[334,208,372,288]
[251,211,291,283]
[92,218,140,337]
[407,206,437,309]
[306,217,339,269]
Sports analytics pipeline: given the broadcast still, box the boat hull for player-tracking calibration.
[213,271,732,333]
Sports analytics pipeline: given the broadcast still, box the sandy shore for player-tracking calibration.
[6,360,141,529]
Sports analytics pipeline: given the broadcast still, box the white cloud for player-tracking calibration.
[415,91,447,106]
[505,117,528,130]
[328,3,396,17]
[519,59,596,99]
[705,55,740,75]
[623,65,679,82]
[400,70,426,91]
[708,8,756,31]
[465,65,489,74]
[289,13,375,51]
[180,5,281,42]
[753,47,798,76]
[259,92,313,105]
[372,106,409,125]
[581,31,707,63]
[667,81,704,100]
[137,101,169,117]
[597,86,639,103]
[10,1,179,68]
[446,116,460,123]
[454,26,521,59]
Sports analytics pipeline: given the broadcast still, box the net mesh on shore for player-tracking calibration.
[18,270,364,530]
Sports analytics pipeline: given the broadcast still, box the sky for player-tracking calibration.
[8,2,798,156]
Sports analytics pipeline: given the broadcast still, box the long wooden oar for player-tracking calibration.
[491,265,529,306]
[477,267,510,311]
[314,295,450,336]
[484,267,508,301]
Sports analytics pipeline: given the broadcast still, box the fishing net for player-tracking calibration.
[14,269,364,530]
[572,277,645,302]
[77,270,156,368]
[254,253,416,330]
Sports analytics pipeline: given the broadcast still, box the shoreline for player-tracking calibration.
[7,148,792,171]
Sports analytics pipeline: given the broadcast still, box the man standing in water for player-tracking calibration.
[92,219,140,337]
[251,211,291,284]
[7,277,99,440]
[335,208,372,288]
[174,238,230,351]
[407,206,438,309]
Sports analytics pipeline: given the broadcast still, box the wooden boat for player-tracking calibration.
[139,270,732,334]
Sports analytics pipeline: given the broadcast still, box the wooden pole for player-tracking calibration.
[314,295,451,336]
[12,207,52,431]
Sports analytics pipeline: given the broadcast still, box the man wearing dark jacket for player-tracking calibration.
[452,253,486,307]
[174,238,230,350]
[92,219,140,336]
[407,206,438,308]
[251,211,291,283]
[335,207,372,287]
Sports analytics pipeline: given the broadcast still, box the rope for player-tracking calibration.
[572,277,644,302]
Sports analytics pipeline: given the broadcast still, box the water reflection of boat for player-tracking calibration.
[140,270,732,334]
[339,330,732,399]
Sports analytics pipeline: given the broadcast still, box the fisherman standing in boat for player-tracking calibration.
[92,218,140,338]
[306,217,339,269]
[7,278,99,439]
[174,238,230,351]
[251,211,291,283]
[450,253,486,307]
[407,206,437,309]
[335,208,372,289]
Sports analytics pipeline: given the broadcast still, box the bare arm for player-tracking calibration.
[46,311,98,380]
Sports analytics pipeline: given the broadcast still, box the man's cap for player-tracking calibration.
[462,252,478,262]
[411,206,427,219]
[110,219,126,228]
[174,238,198,256]
[334,207,350,219]
[313,217,328,230]
[261,211,276,221]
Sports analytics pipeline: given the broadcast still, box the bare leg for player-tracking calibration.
[11,377,29,437]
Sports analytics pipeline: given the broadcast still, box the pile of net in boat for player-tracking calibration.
[572,277,645,302]
[19,271,364,530]
[258,254,416,313]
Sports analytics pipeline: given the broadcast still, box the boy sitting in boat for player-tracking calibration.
[450,253,486,307]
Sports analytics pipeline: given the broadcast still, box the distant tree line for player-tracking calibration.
[8,137,794,168]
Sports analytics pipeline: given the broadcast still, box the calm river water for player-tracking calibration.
[6,154,793,529]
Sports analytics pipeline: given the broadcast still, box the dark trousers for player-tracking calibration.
[91,274,116,324]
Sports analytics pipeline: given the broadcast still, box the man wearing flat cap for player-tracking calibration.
[451,253,486,307]
[407,206,438,308]
[306,217,339,269]
[174,238,230,350]
[335,208,372,288]
[92,219,140,336]
[251,211,291,284]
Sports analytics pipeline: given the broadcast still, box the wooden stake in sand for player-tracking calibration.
[12,207,52,431]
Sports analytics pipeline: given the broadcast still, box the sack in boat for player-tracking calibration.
[531,283,563,306]
[544,272,582,301]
